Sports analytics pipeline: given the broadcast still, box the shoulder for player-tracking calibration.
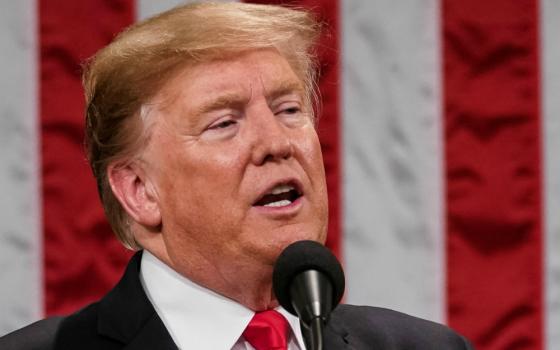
[330,304,474,349]
[0,317,64,350]
[52,302,122,349]
[0,303,124,350]
[0,252,150,350]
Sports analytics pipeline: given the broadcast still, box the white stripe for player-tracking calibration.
[0,0,41,335]
[541,0,560,348]
[342,0,444,323]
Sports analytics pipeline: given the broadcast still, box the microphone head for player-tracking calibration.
[273,240,345,316]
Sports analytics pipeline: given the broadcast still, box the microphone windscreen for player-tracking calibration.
[273,240,345,315]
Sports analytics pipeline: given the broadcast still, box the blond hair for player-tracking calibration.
[83,2,321,249]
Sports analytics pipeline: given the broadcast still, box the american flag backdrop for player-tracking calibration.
[0,1,559,349]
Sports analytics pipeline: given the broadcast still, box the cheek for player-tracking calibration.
[158,150,247,224]
[302,132,329,222]
[194,141,250,174]
[300,131,326,180]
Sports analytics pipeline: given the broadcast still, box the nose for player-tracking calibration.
[249,106,294,166]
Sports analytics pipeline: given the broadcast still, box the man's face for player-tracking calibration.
[141,49,328,277]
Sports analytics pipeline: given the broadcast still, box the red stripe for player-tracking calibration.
[244,0,342,260]
[40,0,134,316]
[442,1,543,349]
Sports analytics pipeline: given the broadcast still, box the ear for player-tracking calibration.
[108,162,162,228]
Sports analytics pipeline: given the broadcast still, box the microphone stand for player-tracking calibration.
[290,270,332,350]
[301,317,324,350]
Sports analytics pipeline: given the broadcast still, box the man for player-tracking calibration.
[1,2,472,349]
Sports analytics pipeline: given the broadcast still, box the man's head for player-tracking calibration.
[84,2,328,309]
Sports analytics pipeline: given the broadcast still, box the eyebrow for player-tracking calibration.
[193,80,306,117]
[194,92,249,117]
[265,80,306,102]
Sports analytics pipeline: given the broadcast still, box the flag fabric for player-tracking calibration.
[0,1,558,349]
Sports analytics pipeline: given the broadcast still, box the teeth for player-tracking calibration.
[264,199,292,207]
[270,184,294,195]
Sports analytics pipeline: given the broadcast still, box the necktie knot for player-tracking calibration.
[243,310,290,350]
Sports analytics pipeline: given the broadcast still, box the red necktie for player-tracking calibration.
[242,310,290,350]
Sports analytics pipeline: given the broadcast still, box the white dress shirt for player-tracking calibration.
[140,250,306,350]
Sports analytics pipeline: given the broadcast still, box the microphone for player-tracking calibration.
[272,240,345,350]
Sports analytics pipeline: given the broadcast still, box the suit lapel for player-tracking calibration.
[324,327,352,350]
[97,251,177,349]
[123,314,177,350]
[300,319,352,350]
[323,314,356,350]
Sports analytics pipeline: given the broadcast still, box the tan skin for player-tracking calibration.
[108,49,328,311]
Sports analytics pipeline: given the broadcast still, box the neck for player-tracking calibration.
[150,247,279,311]
[222,267,279,311]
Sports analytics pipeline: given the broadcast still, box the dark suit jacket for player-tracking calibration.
[0,251,473,349]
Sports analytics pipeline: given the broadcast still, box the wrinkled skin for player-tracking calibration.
[110,49,328,310]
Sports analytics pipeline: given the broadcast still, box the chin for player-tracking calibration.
[244,223,327,263]
[273,230,324,255]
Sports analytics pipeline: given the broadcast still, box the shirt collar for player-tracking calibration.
[139,250,306,349]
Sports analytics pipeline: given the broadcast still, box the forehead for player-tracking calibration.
[155,49,306,111]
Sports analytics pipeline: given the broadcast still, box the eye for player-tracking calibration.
[281,106,301,115]
[276,103,302,116]
[208,119,237,130]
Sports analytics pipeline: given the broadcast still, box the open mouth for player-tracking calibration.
[254,183,303,207]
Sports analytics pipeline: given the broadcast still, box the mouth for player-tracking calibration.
[253,181,303,208]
